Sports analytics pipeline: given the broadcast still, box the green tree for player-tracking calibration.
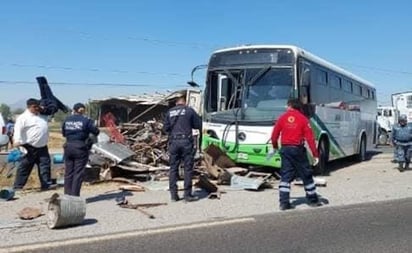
[12,108,25,115]
[0,103,12,120]
[53,110,69,123]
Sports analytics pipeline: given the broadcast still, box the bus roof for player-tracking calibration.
[212,44,375,88]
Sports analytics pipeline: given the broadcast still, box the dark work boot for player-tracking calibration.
[308,200,323,207]
[279,202,294,211]
[405,163,410,170]
[184,195,199,203]
[171,193,181,202]
[398,162,405,172]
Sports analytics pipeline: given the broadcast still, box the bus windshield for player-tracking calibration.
[205,67,294,124]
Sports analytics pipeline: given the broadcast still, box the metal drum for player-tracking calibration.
[47,193,86,229]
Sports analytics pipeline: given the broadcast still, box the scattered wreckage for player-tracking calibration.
[84,88,326,195]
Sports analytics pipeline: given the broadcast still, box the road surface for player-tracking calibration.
[5,197,412,253]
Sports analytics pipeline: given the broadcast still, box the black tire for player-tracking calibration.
[314,138,329,175]
[357,136,367,162]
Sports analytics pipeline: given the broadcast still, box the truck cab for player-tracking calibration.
[376,106,399,145]
[0,113,10,148]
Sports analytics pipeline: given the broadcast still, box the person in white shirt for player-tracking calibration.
[13,98,54,191]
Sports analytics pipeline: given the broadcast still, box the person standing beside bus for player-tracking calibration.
[163,96,202,202]
[271,98,321,210]
[391,114,412,172]
[62,103,99,196]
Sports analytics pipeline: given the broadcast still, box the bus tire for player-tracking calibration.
[314,138,329,175]
[357,135,367,162]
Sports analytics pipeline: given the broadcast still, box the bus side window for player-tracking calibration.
[300,65,314,117]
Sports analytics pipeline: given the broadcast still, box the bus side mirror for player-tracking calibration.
[187,81,200,88]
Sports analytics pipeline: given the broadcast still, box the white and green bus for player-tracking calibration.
[195,45,377,174]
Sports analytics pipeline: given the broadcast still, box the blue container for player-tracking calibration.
[53,154,64,164]
[0,187,15,201]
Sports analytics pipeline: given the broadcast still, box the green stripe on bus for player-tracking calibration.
[310,115,346,158]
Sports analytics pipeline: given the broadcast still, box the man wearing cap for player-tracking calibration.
[61,103,99,196]
[163,96,202,202]
[13,98,54,191]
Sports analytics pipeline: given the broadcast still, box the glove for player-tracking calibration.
[266,148,277,161]
[312,157,319,166]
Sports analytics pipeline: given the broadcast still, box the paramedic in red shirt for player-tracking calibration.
[271,98,322,211]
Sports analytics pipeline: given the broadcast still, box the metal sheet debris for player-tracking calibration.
[230,172,272,190]
[92,142,136,163]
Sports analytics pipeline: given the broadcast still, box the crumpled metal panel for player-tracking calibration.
[230,172,271,190]
[92,142,135,163]
[230,175,265,190]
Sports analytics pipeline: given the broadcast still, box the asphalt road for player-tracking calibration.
[7,197,412,253]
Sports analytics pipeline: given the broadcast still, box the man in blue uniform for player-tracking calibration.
[164,96,202,202]
[392,114,412,172]
[62,103,99,196]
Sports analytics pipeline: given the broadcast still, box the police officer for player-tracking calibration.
[62,103,99,196]
[392,114,412,172]
[271,98,321,210]
[164,96,202,202]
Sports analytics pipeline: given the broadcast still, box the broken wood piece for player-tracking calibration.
[111,177,137,184]
[118,202,166,219]
[204,145,236,168]
[119,185,146,192]
[225,167,248,175]
[116,164,150,172]
[196,174,218,193]
[17,207,43,220]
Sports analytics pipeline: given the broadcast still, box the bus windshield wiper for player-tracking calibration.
[247,65,271,86]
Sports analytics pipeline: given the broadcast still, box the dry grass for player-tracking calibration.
[48,132,65,150]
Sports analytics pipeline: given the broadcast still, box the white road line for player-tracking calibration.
[1,217,256,253]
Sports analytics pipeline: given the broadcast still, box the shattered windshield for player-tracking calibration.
[205,67,294,124]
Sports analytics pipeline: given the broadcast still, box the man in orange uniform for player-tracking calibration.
[271,98,321,210]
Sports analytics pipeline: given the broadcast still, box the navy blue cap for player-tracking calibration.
[73,103,86,112]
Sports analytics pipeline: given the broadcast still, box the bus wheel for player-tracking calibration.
[314,139,329,175]
[357,136,367,162]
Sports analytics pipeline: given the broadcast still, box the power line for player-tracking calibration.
[0,80,189,88]
[61,28,221,49]
[339,63,412,76]
[7,63,186,77]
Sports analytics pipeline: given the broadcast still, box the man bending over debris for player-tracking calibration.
[163,95,202,202]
